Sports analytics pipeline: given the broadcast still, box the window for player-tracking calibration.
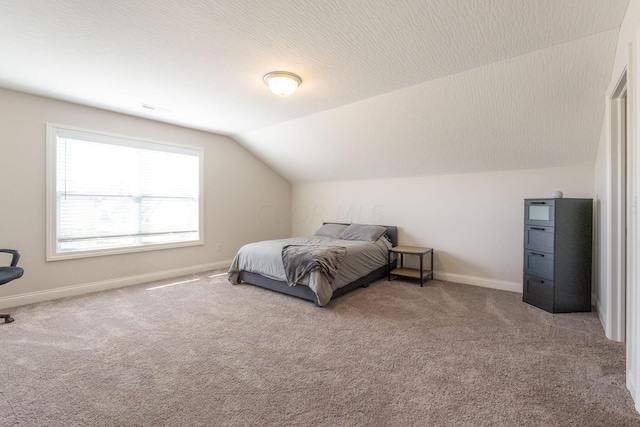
[46,124,204,260]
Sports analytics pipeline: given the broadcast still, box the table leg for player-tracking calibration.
[430,250,434,280]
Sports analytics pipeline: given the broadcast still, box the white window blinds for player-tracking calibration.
[47,124,203,260]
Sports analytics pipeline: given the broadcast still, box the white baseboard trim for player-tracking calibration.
[628,369,637,410]
[0,260,233,310]
[595,297,611,338]
[3,265,523,309]
[433,271,522,293]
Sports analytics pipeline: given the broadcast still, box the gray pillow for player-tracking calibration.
[314,223,349,238]
[338,224,387,242]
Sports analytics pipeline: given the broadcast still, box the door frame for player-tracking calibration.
[607,69,628,343]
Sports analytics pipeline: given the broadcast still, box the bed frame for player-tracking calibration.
[236,223,398,306]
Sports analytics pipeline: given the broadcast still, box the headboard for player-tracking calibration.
[323,222,398,247]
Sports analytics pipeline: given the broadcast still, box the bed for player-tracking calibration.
[228,223,398,306]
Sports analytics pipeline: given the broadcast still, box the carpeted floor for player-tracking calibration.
[0,271,638,426]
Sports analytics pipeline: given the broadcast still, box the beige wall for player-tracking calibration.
[593,0,640,337]
[292,166,594,292]
[594,121,609,311]
[0,88,291,308]
[595,0,640,333]
[592,0,640,411]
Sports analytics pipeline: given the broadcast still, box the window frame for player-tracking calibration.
[46,123,205,261]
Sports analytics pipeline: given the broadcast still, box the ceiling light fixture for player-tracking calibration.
[263,71,302,97]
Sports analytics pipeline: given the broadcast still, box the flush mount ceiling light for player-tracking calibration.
[263,71,302,97]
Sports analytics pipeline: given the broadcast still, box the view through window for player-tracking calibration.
[46,124,203,260]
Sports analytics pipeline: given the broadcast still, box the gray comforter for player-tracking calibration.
[228,235,392,306]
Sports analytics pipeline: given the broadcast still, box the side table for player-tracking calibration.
[388,246,434,287]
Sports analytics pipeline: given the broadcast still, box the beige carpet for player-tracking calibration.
[0,271,638,426]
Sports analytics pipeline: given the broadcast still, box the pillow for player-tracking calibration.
[338,224,387,242]
[314,223,349,238]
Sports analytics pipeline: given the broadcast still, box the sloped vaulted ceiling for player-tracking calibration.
[236,30,619,183]
[0,0,630,183]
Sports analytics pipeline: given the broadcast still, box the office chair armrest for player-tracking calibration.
[0,249,21,267]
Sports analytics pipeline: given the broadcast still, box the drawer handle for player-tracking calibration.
[531,202,546,205]
[530,252,545,257]
[529,278,545,284]
[531,227,546,231]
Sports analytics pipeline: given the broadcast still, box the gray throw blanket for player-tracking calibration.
[282,245,346,287]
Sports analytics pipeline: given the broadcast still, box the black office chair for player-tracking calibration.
[0,249,23,323]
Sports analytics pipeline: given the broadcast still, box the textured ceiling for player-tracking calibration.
[0,0,630,183]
